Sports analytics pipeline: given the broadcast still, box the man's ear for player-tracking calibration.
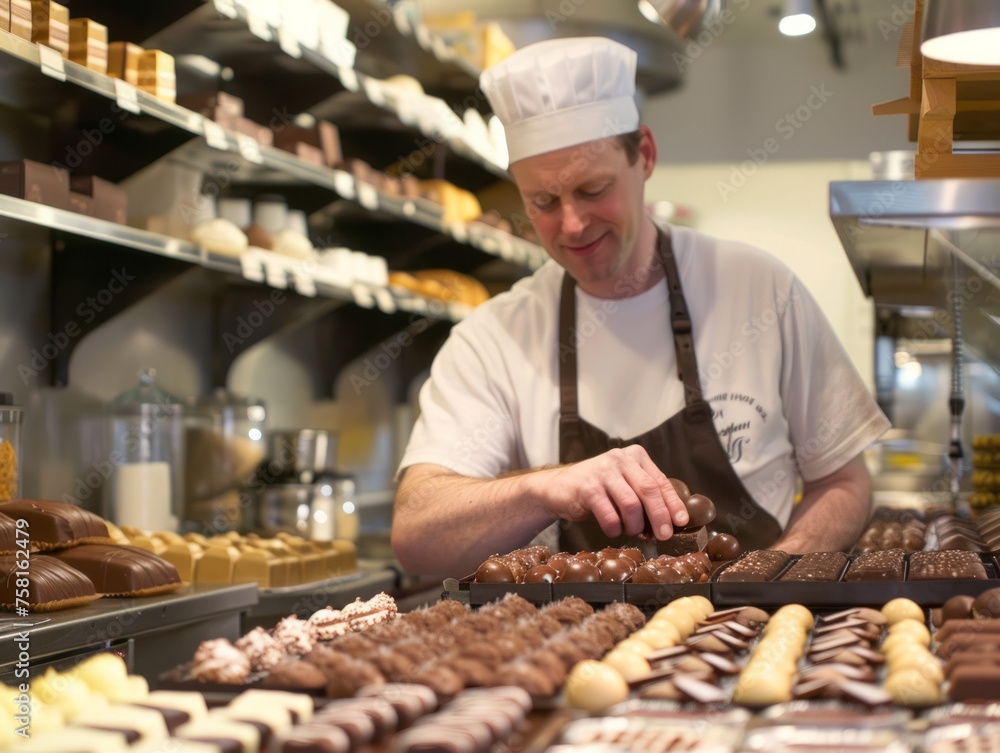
[638,125,657,179]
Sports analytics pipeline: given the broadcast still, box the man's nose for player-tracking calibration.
[561,200,587,236]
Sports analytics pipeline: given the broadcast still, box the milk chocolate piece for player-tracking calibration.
[31,1,69,54]
[972,588,1000,619]
[108,41,143,86]
[272,725,350,753]
[936,618,1000,643]
[942,594,976,622]
[844,548,905,581]
[909,550,988,580]
[672,674,727,704]
[837,679,892,707]
[10,0,30,39]
[779,551,848,582]
[944,651,1000,678]
[0,498,109,546]
[68,18,108,74]
[658,526,708,556]
[137,49,176,102]
[0,552,98,609]
[936,633,1000,657]
[706,532,741,561]
[716,549,789,582]
[0,512,16,552]
[50,543,181,595]
[679,494,716,529]
[0,160,70,210]
[947,665,1000,702]
[69,175,127,224]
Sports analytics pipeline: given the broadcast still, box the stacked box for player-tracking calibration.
[0,159,70,210]
[30,0,69,55]
[271,121,342,167]
[9,0,30,40]
[69,175,127,224]
[177,91,244,129]
[0,0,10,33]
[108,41,143,86]
[972,434,1000,510]
[68,18,108,74]
[137,49,175,102]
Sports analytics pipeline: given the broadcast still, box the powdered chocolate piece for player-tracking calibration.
[50,543,181,595]
[716,549,789,582]
[0,552,99,610]
[779,551,848,582]
[909,550,988,580]
[844,548,905,581]
[0,498,109,548]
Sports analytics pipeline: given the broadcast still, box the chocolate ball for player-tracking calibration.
[560,559,600,583]
[942,594,975,622]
[681,494,716,529]
[575,551,600,565]
[706,533,741,562]
[598,547,621,561]
[667,478,691,502]
[597,557,632,582]
[475,559,514,583]
[524,564,558,584]
[631,562,663,584]
[546,552,571,573]
[620,548,644,566]
[972,588,1000,619]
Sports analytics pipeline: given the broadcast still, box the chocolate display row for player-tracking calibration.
[0,160,128,223]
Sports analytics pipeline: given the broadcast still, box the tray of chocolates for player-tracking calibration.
[712,549,1000,607]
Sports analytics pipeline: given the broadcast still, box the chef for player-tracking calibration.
[391,37,890,576]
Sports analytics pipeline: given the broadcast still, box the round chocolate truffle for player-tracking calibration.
[972,588,1000,619]
[620,548,644,566]
[706,533,741,561]
[575,551,600,565]
[559,559,600,583]
[475,559,514,584]
[597,557,632,583]
[667,478,691,502]
[941,594,975,622]
[681,494,717,528]
[598,547,621,561]
[524,564,558,584]
[631,562,663,584]
[545,553,571,574]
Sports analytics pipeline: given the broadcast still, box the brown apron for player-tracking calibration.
[557,226,782,555]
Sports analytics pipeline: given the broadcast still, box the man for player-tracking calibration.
[391,37,890,576]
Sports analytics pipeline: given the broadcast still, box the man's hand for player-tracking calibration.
[535,446,689,540]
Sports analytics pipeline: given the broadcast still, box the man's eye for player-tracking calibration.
[581,184,609,198]
[533,198,556,211]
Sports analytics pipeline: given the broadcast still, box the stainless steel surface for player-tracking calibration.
[648,0,724,40]
[269,428,339,475]
[421,0,691,95]
[0,583,258,671]
[829,179,1000,374]
[249,477,359,541]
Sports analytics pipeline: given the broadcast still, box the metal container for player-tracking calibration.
[0,393,24,502]
[268,429,339,482]
[248,474,358,542]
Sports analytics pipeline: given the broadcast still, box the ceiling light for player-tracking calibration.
[637,0,663,25]
[921,0,1000,66]
[779,0,816,36]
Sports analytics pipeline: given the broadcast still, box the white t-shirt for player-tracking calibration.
[399,224,890,528]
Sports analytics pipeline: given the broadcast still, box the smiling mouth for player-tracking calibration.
[565,232,608,256]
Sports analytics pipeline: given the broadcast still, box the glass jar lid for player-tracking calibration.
[108,368,183,416]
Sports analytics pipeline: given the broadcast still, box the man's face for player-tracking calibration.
[510,129,655,299]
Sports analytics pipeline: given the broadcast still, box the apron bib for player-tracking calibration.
[557,226,782,554]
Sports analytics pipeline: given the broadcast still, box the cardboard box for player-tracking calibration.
[9,0,31,40]
[271,120,342,168]
[30,0,69,55]
[0,159,70,210]
[68,18,109,74]
[137,49,176,103]
[108,41,143,86]
[176,91,244,129]
[0,0,12,33]
[69,175,127,224]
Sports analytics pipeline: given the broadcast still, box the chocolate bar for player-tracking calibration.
[779,551,848,582]
[69,175,127,224]
[947,665,1000,702]
[844,548,905,581]
[0,552,99,609]
[716,549,789,582]
[908,550,988,580]
[0,159,70,210]
[657,526,708,556]
[30,0,69,55]
[50,543,182,595]
[0,498,109,547]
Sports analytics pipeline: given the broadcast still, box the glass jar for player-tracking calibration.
[0,393,24,502]
[183,388,266,534]
[106,369,184,531]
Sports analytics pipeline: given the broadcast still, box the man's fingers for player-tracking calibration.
[589,496,624,539]
[604,474,646,537]
[634,453,688,535]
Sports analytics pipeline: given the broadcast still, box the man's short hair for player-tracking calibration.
[617,131,642,166]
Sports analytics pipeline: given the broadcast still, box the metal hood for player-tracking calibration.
[420,0,722,95]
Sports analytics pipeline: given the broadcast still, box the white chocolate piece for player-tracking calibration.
[773,603,814,629]
[272,229,313,259]
[18,728,129,752]
[73,704,169,744]
[230,689,314,724]
[175,719,260,753]
[881,598,924,625]
[887,618,931,645]
[134,690,209,722]
[565,660,630,712]
[69,653,129,697]
[602,649,651,682]
[210,705,292,740]
[633,624,677,650]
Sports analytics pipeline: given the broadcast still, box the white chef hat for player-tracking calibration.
[480,36,639,164]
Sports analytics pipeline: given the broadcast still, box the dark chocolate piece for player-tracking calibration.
[0,552,98,608]
[972,588,1000,619]
[0,498,109,546]
[706,532,741,561]
[672,674,726,704]
[679,494,716,529]
[947,665,1000,702]
[716,549,788,582]
[667,478,691,502]
[558,559,599,583]
[658,526,708,556]
[844,548,905,581]
[908,550,988,580]
[50,543,180,594]
[779,551,848,582]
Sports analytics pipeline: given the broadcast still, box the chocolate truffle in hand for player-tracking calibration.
[706,533,741,561]
[524,564,558,584]
[667,478,691,502]
[679,494,716,530]
[475,559,514,583]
